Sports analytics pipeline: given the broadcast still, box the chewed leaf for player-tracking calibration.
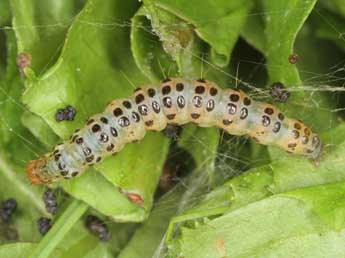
[153,0,253,66]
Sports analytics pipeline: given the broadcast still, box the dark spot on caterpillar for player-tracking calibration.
[264,107,274,115]
[304,128,311,136]
[134,87,141,92]
[177,96,185,108]
[270,82,290,103]
[301,135,309,144]
[106,144,115,151]
[278,113,285,121]
[37,217,52,235]
[163,97,172,108]
[240,108,248,119]
[87,119,94,125]
[152,101,160,113]
[162,78,171,83]
[228,103,237,114]
[43,189,58,215]
[132,112,140,122]
[135,94,145,104]
[110,127,118,137]
[83,147,92,156]
[86,155,94,162]
[100,117,108,124]
[113,108,123,117]
[210,87,218,96]
[294,123,302,130]
[70,134,78,142]
[191,113,200,119]
[262,115,270,127]
[92,124,101,133]
[76,138,83,144]
[55,105,77,122]
[60,171,68,176]
[148,88,156,97]
[122,101,132,109]
[292,130,300,139]
[273,122,281,133]
[96,157,102,163]
[138,105,148,116]
[195,85,205,94]
[85,215,111,241]
[145,120,154,127]
[176,83,184,91]
[230,94,239,102]
[193,96,202,108]
[98,133,109,143]
[206,99,215,111]
[288,143,297,148]
[223,119,232,125]
[289,54,298,64]
[243,97,251,106]
[162,85,171,95]
[118,117,130,127]
[54,154,61,161]
[58,162,66,170]
[197,78,206,83]
[307,149,313,153]
[53,149,59,155]
[72,172,78,177]
[166,114,176,120]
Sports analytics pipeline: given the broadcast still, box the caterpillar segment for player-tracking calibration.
[27,78,322,185]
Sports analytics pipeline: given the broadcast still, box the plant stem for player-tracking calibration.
[29,199,88,258]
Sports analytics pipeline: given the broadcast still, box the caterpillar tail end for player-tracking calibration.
[26,159,46,185]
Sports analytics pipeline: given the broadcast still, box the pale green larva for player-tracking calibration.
[27,78,322,184]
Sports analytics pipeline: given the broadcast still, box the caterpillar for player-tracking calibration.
[27,78,322,185]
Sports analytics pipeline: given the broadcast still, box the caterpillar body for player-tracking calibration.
[27,78,322,185]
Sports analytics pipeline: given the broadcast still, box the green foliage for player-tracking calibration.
[0,0,345,257]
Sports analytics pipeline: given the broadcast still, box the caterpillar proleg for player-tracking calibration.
[27,78,322,184]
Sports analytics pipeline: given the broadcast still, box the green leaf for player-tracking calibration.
[17,0,169,219]
[10,0,83,74]
[0,243,60,257]
[166,123,345,255]
[263,0,317,85]
[173,182,345,258]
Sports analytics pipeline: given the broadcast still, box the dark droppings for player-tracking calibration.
[270,82,290,103]
[43,189,58,215]
[85,215,111,241]
[0,198,17,223]
[37,217,52,235]
[55,105,77,122]
[163,124,182,140]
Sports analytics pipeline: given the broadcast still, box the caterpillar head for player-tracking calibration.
[26,158,52,185]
